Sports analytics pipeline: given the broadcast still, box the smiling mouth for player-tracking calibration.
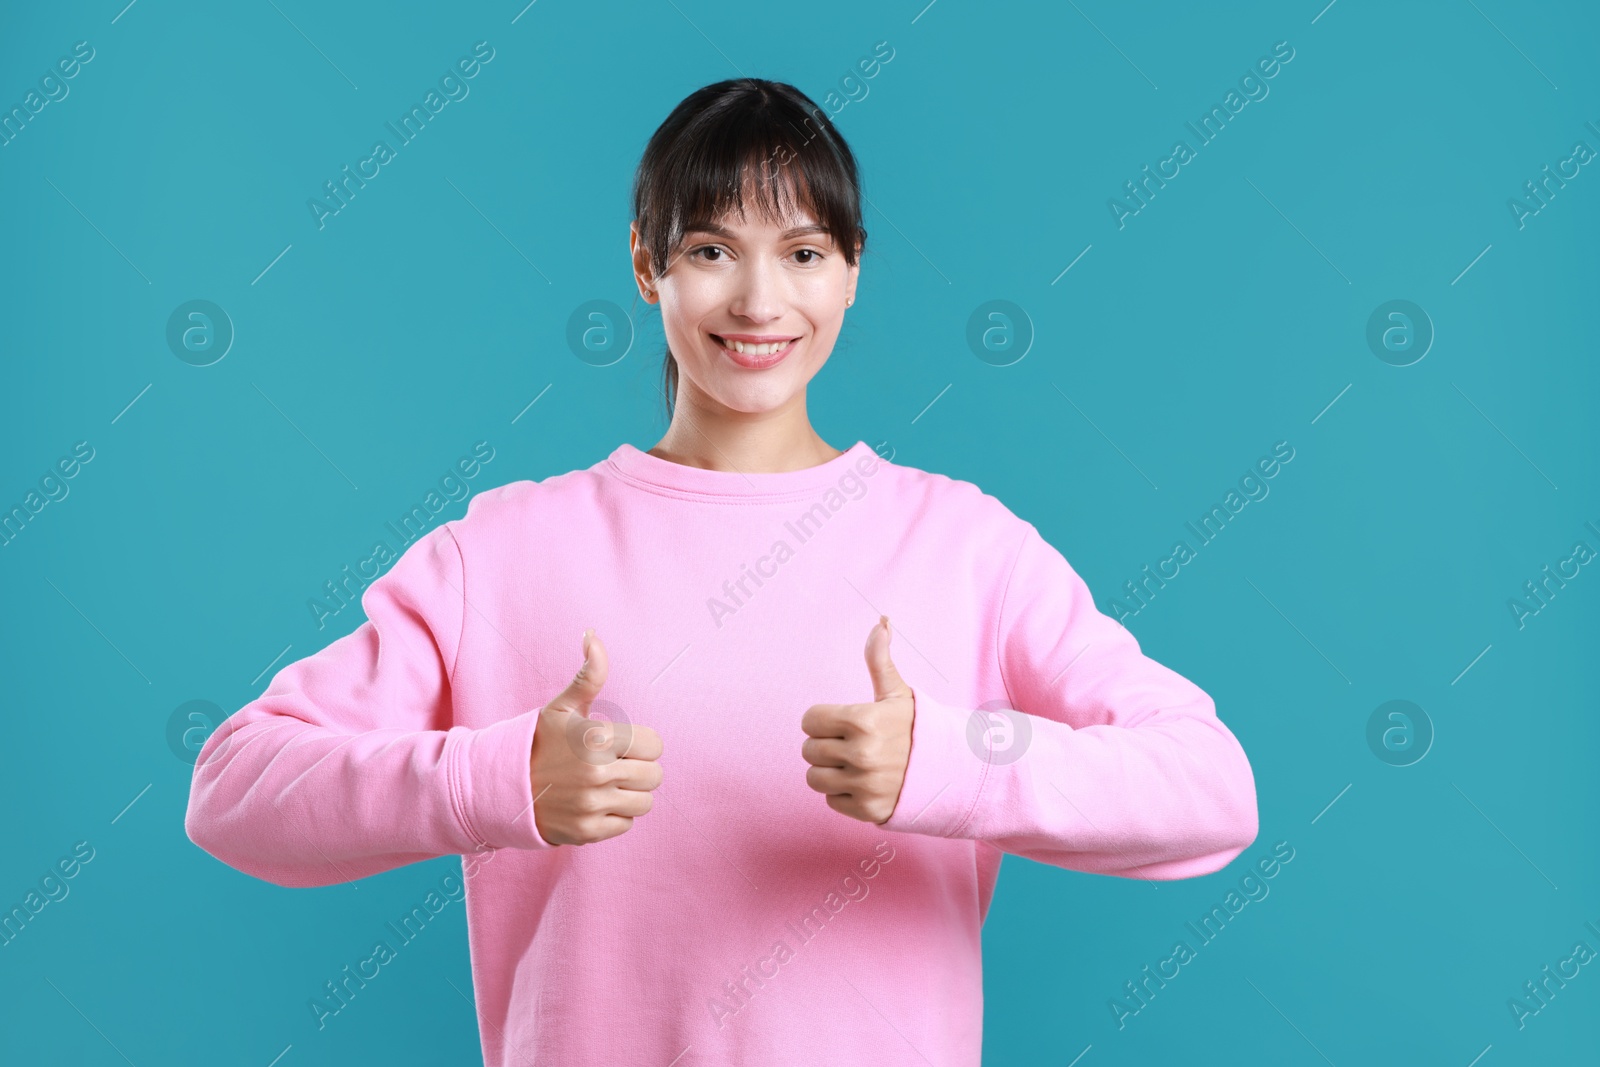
[710,334,799,368]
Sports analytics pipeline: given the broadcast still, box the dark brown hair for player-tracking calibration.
[631,79,868,422]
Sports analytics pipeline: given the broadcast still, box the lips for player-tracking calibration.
[711,333,798,370]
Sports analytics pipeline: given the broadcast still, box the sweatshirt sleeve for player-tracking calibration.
[880,521,1259,880]
[184,522,554,888]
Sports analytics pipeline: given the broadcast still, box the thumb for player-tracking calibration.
[547,628,608,716]
[864,615,912,704]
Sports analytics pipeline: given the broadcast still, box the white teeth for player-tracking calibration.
[717,336,793,356]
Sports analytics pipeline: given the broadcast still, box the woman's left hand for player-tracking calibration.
[800,616,915,824]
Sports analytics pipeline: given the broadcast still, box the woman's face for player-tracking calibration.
[631,190,859,417]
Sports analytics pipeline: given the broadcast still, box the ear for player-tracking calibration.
[844,243,861,308]
[629,221,659,304]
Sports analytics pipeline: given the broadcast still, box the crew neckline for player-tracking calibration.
[603,439,878,502]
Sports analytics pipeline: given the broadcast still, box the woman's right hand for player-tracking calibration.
[528,629,663,846]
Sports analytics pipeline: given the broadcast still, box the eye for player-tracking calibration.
[793,248,824,265]
[688,245,726,263]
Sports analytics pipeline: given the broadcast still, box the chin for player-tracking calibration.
[708,383,799,415]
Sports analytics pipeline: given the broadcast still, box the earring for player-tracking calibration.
[846,297,854,307]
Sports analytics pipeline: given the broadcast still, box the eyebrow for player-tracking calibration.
[684,222,832,242]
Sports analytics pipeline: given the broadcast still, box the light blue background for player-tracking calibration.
[2,1,1596,1063]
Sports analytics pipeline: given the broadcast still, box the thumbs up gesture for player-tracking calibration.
[800,616,915,824]
[527,629,664,846]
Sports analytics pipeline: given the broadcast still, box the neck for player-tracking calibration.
[649,391,840,474]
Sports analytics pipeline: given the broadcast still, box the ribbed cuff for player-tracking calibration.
[880,687,992,838]
[447,709,555,851]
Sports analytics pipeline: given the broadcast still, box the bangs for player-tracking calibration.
[631,78,868,421]
[632,80,865,280]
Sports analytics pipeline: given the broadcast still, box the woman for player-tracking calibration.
[185,78,1258,1066]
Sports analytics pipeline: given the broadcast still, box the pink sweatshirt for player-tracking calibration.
[185,440,1258,1066]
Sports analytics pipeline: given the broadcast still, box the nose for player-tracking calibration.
[726,256,785,324]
